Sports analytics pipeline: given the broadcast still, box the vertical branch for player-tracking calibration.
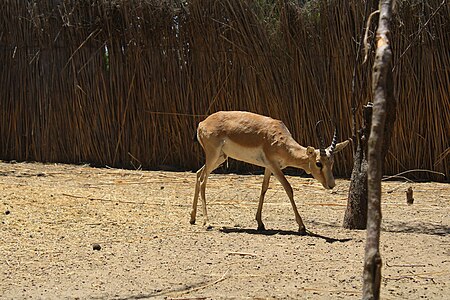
[363,0,395,299]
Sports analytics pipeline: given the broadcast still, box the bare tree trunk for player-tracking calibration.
[363,1,395,299]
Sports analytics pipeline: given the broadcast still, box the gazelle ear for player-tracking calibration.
[333,140,350,153]
[306,146,316,158]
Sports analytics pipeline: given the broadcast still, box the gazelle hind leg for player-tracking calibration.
[190,165,205,224]
[199,152,227,226]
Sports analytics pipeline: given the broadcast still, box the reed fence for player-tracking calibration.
[0,0,448,181]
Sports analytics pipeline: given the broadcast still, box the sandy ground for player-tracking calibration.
[0,161,449,299]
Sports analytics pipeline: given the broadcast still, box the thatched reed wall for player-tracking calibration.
[0,0,448,181]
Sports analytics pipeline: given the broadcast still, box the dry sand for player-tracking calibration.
[0,161,449,299]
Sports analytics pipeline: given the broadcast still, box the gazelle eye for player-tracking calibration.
[316,161,323,169]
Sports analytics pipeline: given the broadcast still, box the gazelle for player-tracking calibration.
[190,111,349,234]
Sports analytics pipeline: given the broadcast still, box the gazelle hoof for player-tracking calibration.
[257,224,266,231]
[298,226,307,236]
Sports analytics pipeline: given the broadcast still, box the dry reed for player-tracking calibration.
[0,0,448,181]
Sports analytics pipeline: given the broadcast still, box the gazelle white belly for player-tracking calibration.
[221,139,267,167]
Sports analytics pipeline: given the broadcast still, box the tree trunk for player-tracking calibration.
[343,104,372,229]
[363,1,395,299]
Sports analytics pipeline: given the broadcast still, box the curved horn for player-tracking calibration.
[315,120,326,157]
[329,126,338,156]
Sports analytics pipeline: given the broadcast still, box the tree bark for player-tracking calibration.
[363,1,395,299]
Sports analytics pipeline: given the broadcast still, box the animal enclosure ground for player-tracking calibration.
[0,161,449,299]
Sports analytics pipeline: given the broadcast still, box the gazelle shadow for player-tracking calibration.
[219,227,352,243]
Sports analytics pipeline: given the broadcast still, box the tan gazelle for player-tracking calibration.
[190,111,349,234]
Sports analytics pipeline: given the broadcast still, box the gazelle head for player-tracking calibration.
[305,121,349,189]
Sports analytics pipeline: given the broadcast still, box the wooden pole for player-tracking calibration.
[362,0,394,299]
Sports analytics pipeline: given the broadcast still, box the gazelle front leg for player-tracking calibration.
[270,165,307,234]
[256,168,271,231]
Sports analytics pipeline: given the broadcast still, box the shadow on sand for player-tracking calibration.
[381,220,450,237]
[219,227,352,243]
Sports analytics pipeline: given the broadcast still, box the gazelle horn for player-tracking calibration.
[329,126,338,156]
[315,120,326,157]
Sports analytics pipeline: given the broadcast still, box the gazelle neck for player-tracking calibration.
[285,142,312,171]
